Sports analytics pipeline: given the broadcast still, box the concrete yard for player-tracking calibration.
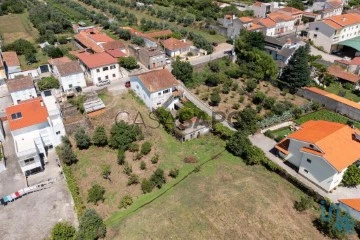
[0,124,77,240]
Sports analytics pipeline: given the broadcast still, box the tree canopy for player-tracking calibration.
[109,121,142,150]
[50,222,76,240]
[77,209,106,240]
[171,58,194,86]
[38,77,60,91]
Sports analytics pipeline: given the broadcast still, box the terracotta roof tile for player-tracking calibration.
[77,52,118,69]
[101,40,125,50]
[135,69,179,93]
[48,56,72,66]
[239,17,254,23]
[6,76,34,92]
[55,61,83,77]
[278,7,303,15]
[74,32,104,53]
[339,198,360,211]
[323,13,360,29]
[267,12,295,22]
[323,19,343,30]
[2,52,20,67]
[145,29,173,38]
[105,49,127,58]
[282,120,360,171]
[6,97,49,131]
[259,18,276,27]
[327,65,360,83]
[161,38,191,51]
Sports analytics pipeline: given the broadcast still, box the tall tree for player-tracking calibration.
[76,209,106,239]
[280,46,311,90]
[171,58,194,86]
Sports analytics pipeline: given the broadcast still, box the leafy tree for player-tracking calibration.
[210,91,221,106]
[25,51,38,64]
[280,45,310,90]
[294,196,313,212]
[287,0,304,10]
[101,164,111,180]
[118,195,133,209]
[237,29,265,50]
[117,29,131,40]
[178,107,194,122]
[123,161,132,175]
[246,79,257,92]
[208,61,220,72]
[92,126,108,147]
[234,107,259,134]
[140,141,152,155]
[77,209,106,240]
[131,36,145,47]
[212,122,234,140]
[87,184,105,205]
[38,77,60,91]
[117,149,125,165]
[169,168,179,178]
[140,161,146,170]
[171,58,194,86]
[253,91,266,105]
[3,39,36,55]
[141,178,155,193]
[154,107,175,132]
[58,144,77,165]
[264,97,276,110]
[74,128,91,150]
[127,173,139,185]
[151,154,159,164]
[342,165,360,187]
[226,131,252,157]
[150,168,166,188]
[44,46,64,58]
[128,143,139,152]
[50,222,76,240]
[109,121,142,150]
[118,56,138,70]
[205,74,220,86]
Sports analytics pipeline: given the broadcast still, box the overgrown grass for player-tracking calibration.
[325,82,360,102]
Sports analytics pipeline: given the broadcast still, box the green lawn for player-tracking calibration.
[19,51,49,71]
[325,82,360,102]
[270,126,292,139]
[296,109,360,129]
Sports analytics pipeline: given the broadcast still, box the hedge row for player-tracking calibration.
[63,164,85,217]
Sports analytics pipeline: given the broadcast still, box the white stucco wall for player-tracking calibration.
[82,63,120,85]
[10,88,37,105]
[59,73,86,91]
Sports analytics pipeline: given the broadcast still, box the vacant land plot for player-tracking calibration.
[0,13,38,44]
[107,153,328,240]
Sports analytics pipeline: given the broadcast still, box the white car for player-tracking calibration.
[166,58,171,64]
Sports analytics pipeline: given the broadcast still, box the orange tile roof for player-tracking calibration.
[105,49,127,58]
[275,138,290,155]
[239,17,254,23]
[323,13,360,29]
[278,7,303,15]
[304,87,360,111]
[339,198,360,211]
[74,32,104,53]
[48,56,72,66]
[246,23,264,31]
[253,1,262,7]
[136,69,179,93]
[300,147,324,156]
[77,52,118,69]
[161,38,191,51]
[336,57,360,66]
[259,18,276,27]
[267,12,295,22]
[327,65,360,83]
[87,33,114,43]
[6,76,34,92]
[101,40,125,50]
[284,120,360,171]
[2,52,20,67]
[145,29,173,38]
[6,97,49,131]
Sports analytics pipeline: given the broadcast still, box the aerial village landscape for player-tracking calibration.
[0,0,360,239]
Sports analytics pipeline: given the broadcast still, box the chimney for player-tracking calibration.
[40,99,44,107]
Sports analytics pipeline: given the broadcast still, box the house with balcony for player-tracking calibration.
[308,13,360,53]
[275,120,360,192]
[130,69,181,110]
[5,94,65,175]
[6,76,37,104]
[77,52,120,86]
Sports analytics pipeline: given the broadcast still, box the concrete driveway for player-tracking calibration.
[310,46,342,63]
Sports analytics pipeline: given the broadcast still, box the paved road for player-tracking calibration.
[249,133,360,203]
[310,46,342,63]
[188,44,234,66]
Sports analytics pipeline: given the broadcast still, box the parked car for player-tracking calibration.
[165,58,171,64]
[125,81,131,88]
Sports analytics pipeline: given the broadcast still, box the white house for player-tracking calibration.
[6,76,37,104]
[1,51,21,79]
[161,38,192,57]
[251,1,278,18]
[53,61,86,91]
[130,69,181,111]
[308,13,360,53]
[339,198,360,220]
[275,120,360,192]
[77,52,120,86]
[264,12,296,36]
[5,94,65,175]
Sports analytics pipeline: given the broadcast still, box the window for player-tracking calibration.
[24,158,35,165]
[309,144,314,148]
[157,102,161,105]
[96,69,100,73]
[158,92,161,96]
[56,131,61,135]
[163,89,170,94]
[136,85,139,89]
[11,112,22,120]
[112,74,116,78]
[315,27,319,31]
[105,75,109,80]
[98,77,101,81]
[110,65,116,69]
[307,159,312,164]
[304,169,309,173]
[103,67,109,71]
[69,84,73,88]
[313,34,317,38]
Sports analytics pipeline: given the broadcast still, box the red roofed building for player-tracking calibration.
[335,57,360,74]
[6,95,65,175]
[161,38,192,57]
[74,28,116,53]
[275,120,360,192]
[77,52,120,86]
[1,51,21,78]
[276,7,303,25]
[327,64,360,84]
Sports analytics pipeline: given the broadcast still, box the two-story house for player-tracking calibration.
[6,94,65,175]
[74,28,115,53]
[128,45,166,69]
[1,51,21,79]
[251,1,278,18]
[276,7,303,25]
[130,69,181,110]
[265,12,296,36]
[77,52,119,86]
[6,76,37,104]
[308,13,360,53]
[53,61,86,91]
[275,120,360,192]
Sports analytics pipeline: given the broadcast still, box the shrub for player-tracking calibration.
[226,131,252,157]
[141,179,155,193]
[294,196,313,212]
[210,91,221,106]
[101,164,111,180]
[178,107,194,122]
[117,149,125,165]
[127,174,140,185]
[119,56,139,70]
[87,184,105,205]
[92,126,108,146]
[74,128,91,150]
[140,141,152,155]
[135,152,143,160]
[150,168,166,188]
[128,143,139,152]
[38,77,60,91]
[184,155,198,163]
[77,209,106,240]
[264,130,275,139]
[169,168,179,178]
[50,222,76,240]
[44,46,63,58]
[245,79,257,92]
[232,103,240,110]
[118,195,133,209]
[140,161,146,170]
[212,122,234,140]
[151,154,159,164]
[58,144,77,165]
[252,91,266,105]
[109,121,142,150]
[342,165,360,187]
[131,36,145,47]
[239,95,245,103]
[205,74,220,86]
[123,162,133,175]
[242,145,264,165]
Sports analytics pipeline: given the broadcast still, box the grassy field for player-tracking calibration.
[296,109,360,129]
[270,126,292,139]
[325,83,360,102]
[107,153,327,240]
[0,12,38,45]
